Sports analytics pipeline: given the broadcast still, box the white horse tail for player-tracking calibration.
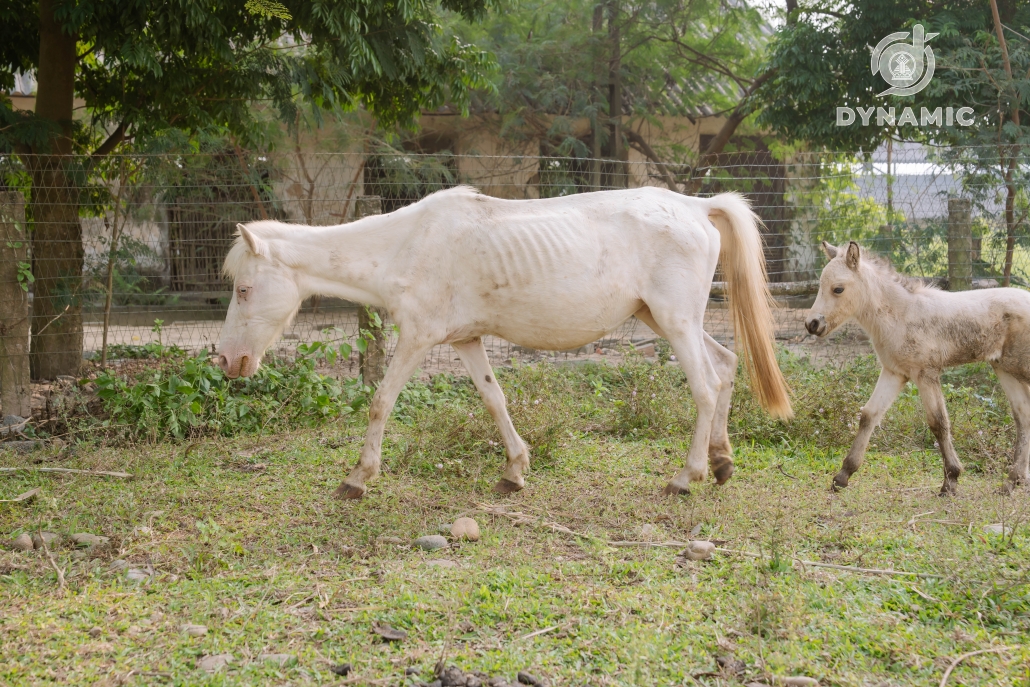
[705,192,793,419]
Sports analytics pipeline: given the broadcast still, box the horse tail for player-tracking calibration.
[705,192,793,419]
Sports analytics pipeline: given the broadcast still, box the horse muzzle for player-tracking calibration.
[805,314,827,337]
[217,352,257,378]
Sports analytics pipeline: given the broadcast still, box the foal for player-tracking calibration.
[806,241,1030,495]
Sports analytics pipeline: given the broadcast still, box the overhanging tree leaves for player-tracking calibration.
[0,0,493,378]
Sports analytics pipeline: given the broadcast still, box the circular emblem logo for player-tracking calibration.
[871,24,938,97]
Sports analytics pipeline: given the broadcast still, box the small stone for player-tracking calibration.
[405,667,420,676]
[330,663,352,676]
[413,535,449,551]
[424,559,459,569]
[379,536,404,544]
[716,655,746,675]
[259,653,297,667]
[639,523,657,539]
[2,440,42,453]
[88,627,103,638]
[774,678,819,687]
[108,559,129,573]
[181,623,208,637]
[984,523,1012,536]
[197,653,233,673]
[517,672,547,686]
[438,523,453,535]
[11,533,33,551]
[683,540,716,561]
[439,665,466,686]
[450,518,481,542]
[31,531,60,549]
[125,568,150,582]
[466,677,482,687]
[68,532,109,547]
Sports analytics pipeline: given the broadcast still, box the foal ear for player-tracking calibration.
[238,224,269,258]
[845,241,861,270]
[821,241,838,260]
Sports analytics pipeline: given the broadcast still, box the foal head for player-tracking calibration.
[216,224,302,378]
[806,241,866,337]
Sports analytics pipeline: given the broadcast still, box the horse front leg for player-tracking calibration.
[452,338,530,494]
[833,369,906,490]
[913,373,962,496]
[335,334,434,500]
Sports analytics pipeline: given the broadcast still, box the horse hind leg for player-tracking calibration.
[914,373,963,496]
[994,368,1030,490]
[452,338,530,494]
[635,306,735,487]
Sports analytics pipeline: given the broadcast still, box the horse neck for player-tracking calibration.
[851,267,912,345]
[272,215,404,307]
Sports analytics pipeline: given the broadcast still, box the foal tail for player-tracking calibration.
[705,193,793,419]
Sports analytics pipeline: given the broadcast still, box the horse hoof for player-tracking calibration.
[938,484,957,497]
[493,478,523,495]
[831,473,849,491]
[662,483,690,497]
[712,461,734,485]
[334,482,365,500]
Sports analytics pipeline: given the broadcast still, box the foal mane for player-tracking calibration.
[862,249,933,294]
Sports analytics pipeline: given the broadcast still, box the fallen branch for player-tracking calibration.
[0,467,132,478]
[0,487,40,503]
[713,547,941,579]
[518,624,560,641]
[37,527,65,590]
[939,646,1013,687]
[477,503,591,539]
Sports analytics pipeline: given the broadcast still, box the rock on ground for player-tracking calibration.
[413,535,449,551]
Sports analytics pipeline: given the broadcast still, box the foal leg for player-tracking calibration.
[914,373,963,496]
[452,337,530,494]
[335,336,434,499]
[642,304,721,495]
[635,306,737,484]
[833,368,906,490]
[994,369,1030,489]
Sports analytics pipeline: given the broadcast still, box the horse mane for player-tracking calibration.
[862,248,934,294]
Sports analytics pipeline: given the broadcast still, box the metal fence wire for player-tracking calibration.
[1,144,1028,384]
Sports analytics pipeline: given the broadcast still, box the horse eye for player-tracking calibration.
[833,287,844,295]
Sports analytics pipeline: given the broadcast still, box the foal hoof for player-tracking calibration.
[333,482,365,500]
[831,472,850,491]
[938,483,958,497]
[661,483,690,497]
[493,478,523,495]
[712,461,735,485]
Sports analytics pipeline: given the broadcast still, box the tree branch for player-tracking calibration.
[87,122,127,164]
[624,129,680,192]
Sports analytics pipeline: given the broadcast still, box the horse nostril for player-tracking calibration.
[806,318,820,335]
[217,355,229,371]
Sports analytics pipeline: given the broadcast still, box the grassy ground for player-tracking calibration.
[2,353,1029,686]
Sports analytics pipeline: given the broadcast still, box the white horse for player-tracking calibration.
[217,186,791,498]
[807,241,1030,495]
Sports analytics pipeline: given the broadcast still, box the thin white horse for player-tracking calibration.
[217,186,792,498]
[807,241,1030,494]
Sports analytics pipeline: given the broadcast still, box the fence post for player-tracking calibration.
[355,196,387,387]
[948,198,972,291]
[0,192,32,419]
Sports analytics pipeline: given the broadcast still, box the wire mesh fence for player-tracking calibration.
[1,143,1028,388]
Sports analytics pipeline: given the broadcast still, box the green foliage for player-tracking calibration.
[102,342,187,360]
[94,348,371,441]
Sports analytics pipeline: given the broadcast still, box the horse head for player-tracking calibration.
[216,224,302,378]
[807,240,864,337]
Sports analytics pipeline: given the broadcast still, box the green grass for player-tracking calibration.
[2,354,1029,686]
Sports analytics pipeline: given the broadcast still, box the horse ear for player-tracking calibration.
[238,224,268,258]
[845,241,860,270]
[821,241,838,260]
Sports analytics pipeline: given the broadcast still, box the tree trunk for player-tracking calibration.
[1,192,32,418]
[607,0,624,188]
[28,0,83,379]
